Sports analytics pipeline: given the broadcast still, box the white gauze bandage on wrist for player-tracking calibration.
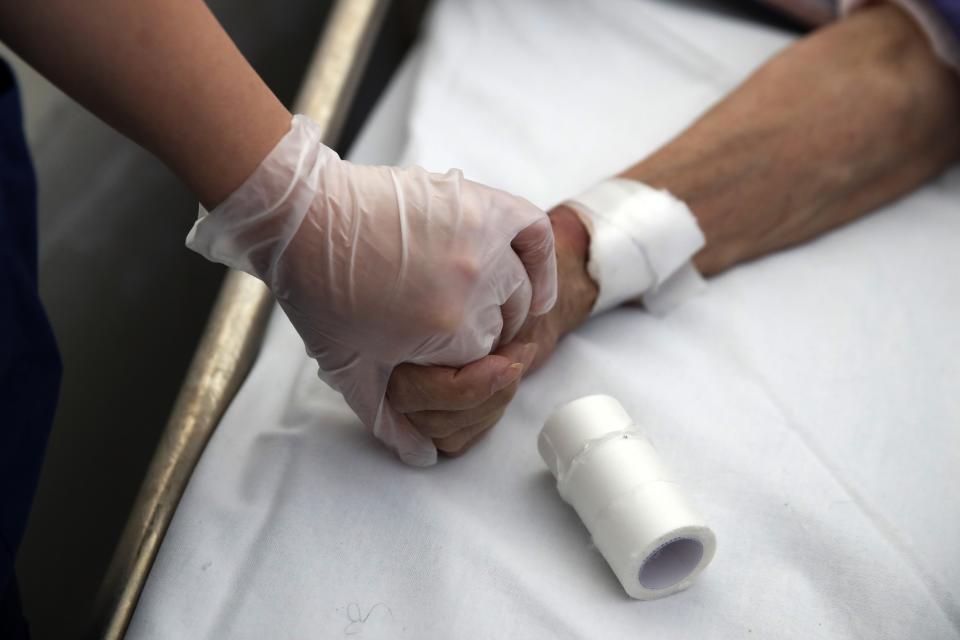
[565,178,706,316]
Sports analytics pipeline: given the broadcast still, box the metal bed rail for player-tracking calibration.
[89,1,390,637]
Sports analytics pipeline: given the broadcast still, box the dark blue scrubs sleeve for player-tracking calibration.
[0,58,62,639]
[930,0,960,42]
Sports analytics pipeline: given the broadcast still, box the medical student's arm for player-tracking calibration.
[0,1,558,466]
[0,0,291,207]
[388,1,960,456]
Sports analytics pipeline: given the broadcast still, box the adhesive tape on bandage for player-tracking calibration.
[538,395,716,600]
[565,179,706,316]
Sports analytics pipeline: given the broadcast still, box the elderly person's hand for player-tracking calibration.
[386,207,597,456]
[386,0,960,459]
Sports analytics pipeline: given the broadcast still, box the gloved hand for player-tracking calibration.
[186,115,556,466]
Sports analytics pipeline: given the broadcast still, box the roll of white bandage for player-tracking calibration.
[538,395,716,600]
[565,178,706,316]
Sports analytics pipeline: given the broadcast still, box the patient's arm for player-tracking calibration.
[388,1,960,456]
[629,2,960,276]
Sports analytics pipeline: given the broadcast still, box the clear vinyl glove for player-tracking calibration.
[186,115,557,466]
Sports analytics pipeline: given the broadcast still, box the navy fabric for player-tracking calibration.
[1,578,28,640]
[0,58,61,639]
[930,0,960,42]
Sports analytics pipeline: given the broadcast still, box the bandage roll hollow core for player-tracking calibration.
[538,395,716,600]
[565,179,706,316]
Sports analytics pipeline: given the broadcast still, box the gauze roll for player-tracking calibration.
[565,178,705,316]
[538,395,716,600]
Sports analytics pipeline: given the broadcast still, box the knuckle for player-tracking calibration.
[455,255,482,281]
[423,301,464,335]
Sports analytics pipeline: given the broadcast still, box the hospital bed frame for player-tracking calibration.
[90,1,392,637]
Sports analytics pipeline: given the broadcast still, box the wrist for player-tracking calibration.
[188,103,293,210]
[547,205,597,335]
[186,115,334,279]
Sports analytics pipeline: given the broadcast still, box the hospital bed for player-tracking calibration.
[97,0,960,638]
[89,1,394,637]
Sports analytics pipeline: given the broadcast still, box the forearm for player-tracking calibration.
[623,2,960,275]
[0,0,291,207]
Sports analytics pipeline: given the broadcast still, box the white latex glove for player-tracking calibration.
[186,115,556,466]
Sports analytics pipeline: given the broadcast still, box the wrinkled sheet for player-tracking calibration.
[128,1,960,638]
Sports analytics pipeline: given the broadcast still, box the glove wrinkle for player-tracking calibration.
[186,114,556,465]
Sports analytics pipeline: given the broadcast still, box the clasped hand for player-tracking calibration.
[188,115,558,465]
[387,206,598,457]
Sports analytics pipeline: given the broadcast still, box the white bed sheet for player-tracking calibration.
[128,1,960,638]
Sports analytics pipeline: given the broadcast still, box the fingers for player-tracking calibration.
[512,215,558,316]
[386,341,538,457]
[387,341,533,413]
[434,406,508,456]
[408,380,520,438]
